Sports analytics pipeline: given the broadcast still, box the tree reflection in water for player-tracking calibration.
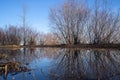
[0,48,61,80]
[50,49,120,80]
[0,48,120,80]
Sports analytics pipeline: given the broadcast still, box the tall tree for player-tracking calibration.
[49,0,90,45]
[88,0,120,44]
[21,5,28,46]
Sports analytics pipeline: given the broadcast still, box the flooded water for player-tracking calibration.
[0,48,120,80]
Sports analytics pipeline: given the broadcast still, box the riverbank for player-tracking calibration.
[33,44,120,49]
[0,44,119,49]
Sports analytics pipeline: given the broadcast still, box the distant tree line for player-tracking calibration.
[0,25,60,46]
[0,25,38,45]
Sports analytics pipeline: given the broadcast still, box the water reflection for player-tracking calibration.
[0,48,61,80]
[50,49,120,80]
[0,48,120,80]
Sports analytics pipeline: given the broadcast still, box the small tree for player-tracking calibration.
[28,37,36,45]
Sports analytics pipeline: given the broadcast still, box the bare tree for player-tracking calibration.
[49,0,90,45]
[0,28,5,45]
[44,33,60,45]
[20,5,28,46]
[88,0,120,44]
[37,33,45,45]
[28,29,38,46]
[50,0,120,45]
[7,25,21,45]
[0,25,21,45]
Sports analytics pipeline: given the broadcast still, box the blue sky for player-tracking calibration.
[0,0,120,33]
[0,0,64,33]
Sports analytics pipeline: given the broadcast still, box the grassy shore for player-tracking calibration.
[0,45,20,48]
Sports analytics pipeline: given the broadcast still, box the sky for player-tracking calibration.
[0,0,64,33]
[0,0,120,33]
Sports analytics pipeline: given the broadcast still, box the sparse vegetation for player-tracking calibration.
[49,0,120,45]
[0,0,120,80]
[0,0,119,48]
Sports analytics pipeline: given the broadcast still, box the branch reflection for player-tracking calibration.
[50,49,120,80]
